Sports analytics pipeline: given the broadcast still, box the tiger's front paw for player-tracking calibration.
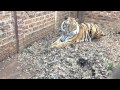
[76,40,80,43]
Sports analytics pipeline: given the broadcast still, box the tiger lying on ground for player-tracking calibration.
[52,17,105,48]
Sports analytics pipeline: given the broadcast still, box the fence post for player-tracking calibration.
[13,11,19,53]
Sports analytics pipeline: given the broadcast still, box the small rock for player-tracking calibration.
[77,58,88,68]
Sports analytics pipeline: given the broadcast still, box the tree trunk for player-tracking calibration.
[77,11,86,24]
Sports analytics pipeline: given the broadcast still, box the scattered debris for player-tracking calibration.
[116,32,120,34]
[12,28,120,79]
[77,58,88,68]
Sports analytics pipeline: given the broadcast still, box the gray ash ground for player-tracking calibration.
[7,24,120,79]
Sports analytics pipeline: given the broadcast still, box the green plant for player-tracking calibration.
[103,58,114,71]
[107,63,114,71]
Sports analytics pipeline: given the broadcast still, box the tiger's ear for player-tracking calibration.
[64,17,68,20]
[76,18,79,22]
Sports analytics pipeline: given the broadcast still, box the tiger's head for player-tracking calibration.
[65,17,78,24]
[93,26,105,39]
[62,17,79,32]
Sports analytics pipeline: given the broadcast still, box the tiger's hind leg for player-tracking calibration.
[85,23,92,42]
[85,29,90,42]
[87,32,92,42]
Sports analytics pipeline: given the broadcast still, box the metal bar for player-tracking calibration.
[13,11,19,53]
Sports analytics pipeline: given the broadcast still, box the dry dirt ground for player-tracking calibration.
[0,19,120,79]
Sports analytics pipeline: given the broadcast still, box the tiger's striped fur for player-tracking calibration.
[51,17,105,48]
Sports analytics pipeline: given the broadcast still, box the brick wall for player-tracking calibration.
[17,11,56,51]
[0,11,77,61]
[0,11,16,61]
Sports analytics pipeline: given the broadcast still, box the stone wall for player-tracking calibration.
[85,11,120,29]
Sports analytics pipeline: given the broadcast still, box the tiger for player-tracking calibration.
[76,22,105,42]
[51,17,105,48]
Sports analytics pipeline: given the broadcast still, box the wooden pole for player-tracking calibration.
[77,11,86,24]
[55,11,57,29]
[13,11,19,53]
